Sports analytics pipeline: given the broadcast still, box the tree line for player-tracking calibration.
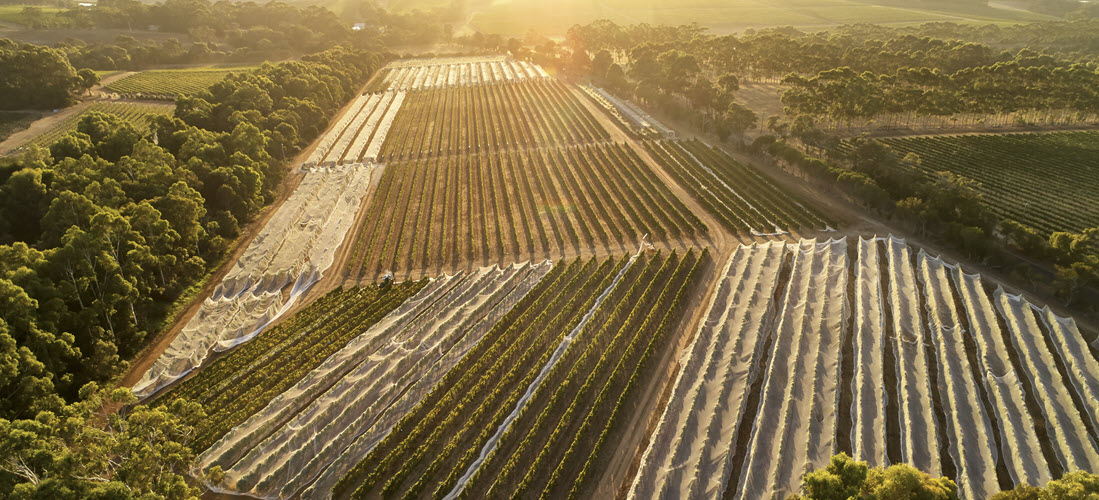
[554,18,1099,135]
[0,40,98,110]
[2,0,451,83]
[0,46,382,428]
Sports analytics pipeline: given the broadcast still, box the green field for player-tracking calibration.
[104,66,258,99]
[879,132,1099,237]
[0,4,64,27]
[93,70,121,80]
[379,0,1051,36]
[20,101,174,150]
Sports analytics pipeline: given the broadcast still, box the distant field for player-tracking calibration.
[0,4,64,26]
[380,0,1051,35]
[21,101,174,149]
[93,70,121,80]
[878,132,1099,237]
[104,66,258,99]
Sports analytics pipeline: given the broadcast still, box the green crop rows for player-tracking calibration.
[105,66,257,99]
[348,142,706,280]
[378,79,610,162]
[646,139,832,235]
[879,132,1099,236]
[20,101,173,150]
[154,281,426,452]
[334,249,706,499]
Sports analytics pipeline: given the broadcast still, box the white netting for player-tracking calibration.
[133,165,379,399]
[883,235,941,475]
[362,91,406,163]
[628,241,785,500]
[304,94,371,168]
[441,253,641,500]
[851,237,887,467]
[1037,305,1099,434]
[917,252,997,500]
[995,287,1099,473]
[735,238,847,500]
[346,91,398,164]
[582,84,673,138]
[954,267,1050,487]
[322,93,382,166]
[622,233,1098,500]
[197,262,553,499]
[380,56,545,91]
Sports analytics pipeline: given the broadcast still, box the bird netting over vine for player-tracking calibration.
[381,57,549,91]
[629,235,1099,500]
[133,164,377,399]
[196,262,553,499]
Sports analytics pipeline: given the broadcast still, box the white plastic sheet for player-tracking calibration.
[884,236,941,475]
[629,241,785,500]
[736,238,847,500]
[996,288,1099,473]
[917,252,997,500]
[954,267,1050,487]
[200,262,553,499]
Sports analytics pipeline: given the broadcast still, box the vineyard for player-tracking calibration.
[630,236,1099,500]
[645,139,832,235]
[19,101,173,150]
[134,163,379,398]
[581,85,673,138]
[375,56,549,92]
[304,90,406,167]
[195,263,553,499]
[332,250,707,500]
[104,66,258,99]
[377,79,610,162]
[877,132,1099,236]
[154,282,427,451]
[346,142,707,280]
[132,53,1099,500]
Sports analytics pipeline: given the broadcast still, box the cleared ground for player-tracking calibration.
[0,111,39,143]
[9,101,173,151]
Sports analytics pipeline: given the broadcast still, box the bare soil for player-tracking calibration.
[0,103,89,154]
